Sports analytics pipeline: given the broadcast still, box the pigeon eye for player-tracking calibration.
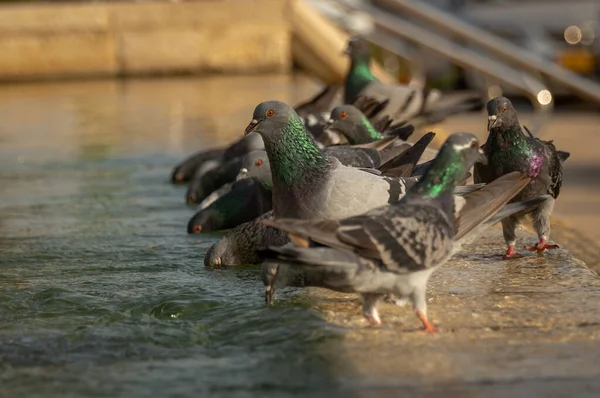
[470,140,478,149]
[502,105,508,112]
[340,111,347,119]
[255,159,263,167]
[266,109,275,117]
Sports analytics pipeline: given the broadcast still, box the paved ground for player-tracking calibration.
[306,228,600,397]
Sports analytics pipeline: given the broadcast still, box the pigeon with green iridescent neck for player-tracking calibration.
[258,134,541,331]
[243,101,428,221]
[320,104,414,146]
[475,97,570,259]
[344,38,440,125]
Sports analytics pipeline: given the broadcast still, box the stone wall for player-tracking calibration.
[0,0,291,81]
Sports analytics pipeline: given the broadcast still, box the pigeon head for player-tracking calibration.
[486,96,519,131]
[344,37,371,63]
[244,101,299,139]
[416,132,486,198]
[187,208,220,234]
[244,101,328,186]
[324,105,382,144]
[328,105,364,125]
[237,150,271,182]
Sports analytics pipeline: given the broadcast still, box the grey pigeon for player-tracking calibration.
[474,97,570,259]
[258,133,541,331]
[189,151,272,233]
[343,38,440,125]
[197,150,272,212]
[173,131,264,186]
[185,154,245,205]
[187,178,272,234]
[171,148,224,184]
[320,104,414,146]
[204,211,288,267]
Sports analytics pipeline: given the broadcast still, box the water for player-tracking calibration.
[0,76,354,397]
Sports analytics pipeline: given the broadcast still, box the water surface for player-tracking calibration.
[0,75,354,397]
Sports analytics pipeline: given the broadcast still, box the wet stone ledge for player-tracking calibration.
[301,226,600,394]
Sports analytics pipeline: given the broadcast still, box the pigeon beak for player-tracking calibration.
[235,168,248,181]
[265,285,273,306]
[477,147,488,165]
[487,115,498,131]
[244,119,260,136]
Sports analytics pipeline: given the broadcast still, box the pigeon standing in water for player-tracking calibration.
[259,133,542,331]
[475,97,570,259]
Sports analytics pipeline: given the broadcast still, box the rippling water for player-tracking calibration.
[0,76,354,397]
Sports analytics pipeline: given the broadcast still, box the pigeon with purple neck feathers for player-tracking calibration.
[474,96,570,259]
[258,133,543,331]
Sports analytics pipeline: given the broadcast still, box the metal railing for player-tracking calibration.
[375,0,600,105]
[366,6,553,134]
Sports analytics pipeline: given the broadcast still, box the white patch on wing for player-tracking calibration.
[453,196,466,219]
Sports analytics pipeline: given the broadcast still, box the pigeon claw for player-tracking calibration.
[265,286,273,306]
[416,310,438,333]
[502,245,522,260]
[363,311,382,327]
[524,238,559,256]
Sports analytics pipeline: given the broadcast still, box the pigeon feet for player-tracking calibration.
[503,245,522,260]
[524,238,559,256]
[363,310,382,327]
[416,310,438,333]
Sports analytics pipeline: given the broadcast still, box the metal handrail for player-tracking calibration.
[367,7,552,134]
[374,0,600,105]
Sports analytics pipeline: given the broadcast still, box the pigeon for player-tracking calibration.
[343,37,440,125]
[171,148,225,184]
[185,154,246,204]
[172,130,265,186]
[243,100,482,221]
[258,133,542,331]
[474,97,570,259]
[187,178,273,234]
[197,150,272,211]
[319,104,414,146]
[203,211,289,267]
[189,151,273,233]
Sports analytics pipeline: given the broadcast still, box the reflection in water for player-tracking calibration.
[0,76,359,397]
